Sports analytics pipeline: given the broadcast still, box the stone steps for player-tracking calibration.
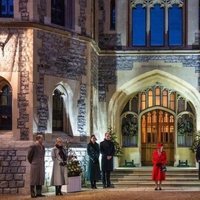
[97,167,200,188]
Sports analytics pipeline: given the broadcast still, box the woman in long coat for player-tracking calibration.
[51,137,68,195]
[87,134,101,189]
[152,143,167,190]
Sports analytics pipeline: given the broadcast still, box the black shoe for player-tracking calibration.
[31,194,36,198]
[159,187,162,190]
[103,184,107,188]
[36,194,46,197]
[155,188,158,190]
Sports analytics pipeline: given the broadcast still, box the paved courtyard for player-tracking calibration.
[1,187,200,200]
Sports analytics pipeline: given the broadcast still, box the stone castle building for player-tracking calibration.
[0,0,200,194]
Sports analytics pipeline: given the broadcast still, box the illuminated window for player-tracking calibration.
[148,90,153,107]
[141,93,146,110]
[0,0,13,17]
[121,85,194,150]
[162,90,168,107]
[155,87,160,105]
[169,93,175,110]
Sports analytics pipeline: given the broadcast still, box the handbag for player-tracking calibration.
[161,165,167,172]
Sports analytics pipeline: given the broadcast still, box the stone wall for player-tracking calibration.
[0,148,29,194]
[36,30,88,136]
[98,54,200,101]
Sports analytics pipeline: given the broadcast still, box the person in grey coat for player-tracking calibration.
[51,137,68,195]
[27,134,45,198]
[100,132,115,188]
[87,134,101,189]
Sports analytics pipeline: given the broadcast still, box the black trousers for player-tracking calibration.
[30,185,42,197]
[102,171,111,187]
[198,162,200,180]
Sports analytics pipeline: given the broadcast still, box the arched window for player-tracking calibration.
[52,89,64,131]
[162,90,168,107]
[132,4,146,46]
[169,92,175,110]
[155,87,161,105]
[0,85,12,130]
[51,0,65,26]
[110,0,116,30]
[141,93,146,110]
[148,90,153,107]
[168,4,183,46]
[150,4,164,46]
[0,0,13,17]
[52,88,73,135]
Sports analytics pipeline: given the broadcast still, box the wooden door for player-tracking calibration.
[141,109,174,166]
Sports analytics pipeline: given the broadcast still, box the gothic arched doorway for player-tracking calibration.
[141,109,175,166]
[120,83,195,167]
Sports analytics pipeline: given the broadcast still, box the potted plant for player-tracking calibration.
[64,141,83,193]
[107,127,123,168]
[191,131,200,153]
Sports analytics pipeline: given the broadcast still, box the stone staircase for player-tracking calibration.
[106,167,200,188]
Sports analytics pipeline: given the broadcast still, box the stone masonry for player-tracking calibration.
[0,148,28,194]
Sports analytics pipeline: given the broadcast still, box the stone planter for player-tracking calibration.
[66,176,81,193]
[113,156,119,168]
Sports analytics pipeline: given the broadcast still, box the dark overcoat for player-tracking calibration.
[27,143,45,185]
[87,142,101,181]
[100,139,115,172]
[196,145,200,162]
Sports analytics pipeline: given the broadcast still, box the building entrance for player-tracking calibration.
[141,109,174,166]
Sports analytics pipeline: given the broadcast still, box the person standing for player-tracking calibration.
[196,143,200,180]
[87,134,101,189]
[51,137,68,195]
[27,134,45,198]
[100,132,115,188]
[152,143,167,190]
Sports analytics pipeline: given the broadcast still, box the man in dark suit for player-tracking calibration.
[100,132,115,188]
[196,143,200,180]
[27,134,45,198]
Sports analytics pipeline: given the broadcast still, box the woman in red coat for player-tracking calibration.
[152,143,167,190]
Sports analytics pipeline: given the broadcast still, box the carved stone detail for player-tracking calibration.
[130,0,184,7]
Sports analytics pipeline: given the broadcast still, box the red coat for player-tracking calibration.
[152,150,167,181]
